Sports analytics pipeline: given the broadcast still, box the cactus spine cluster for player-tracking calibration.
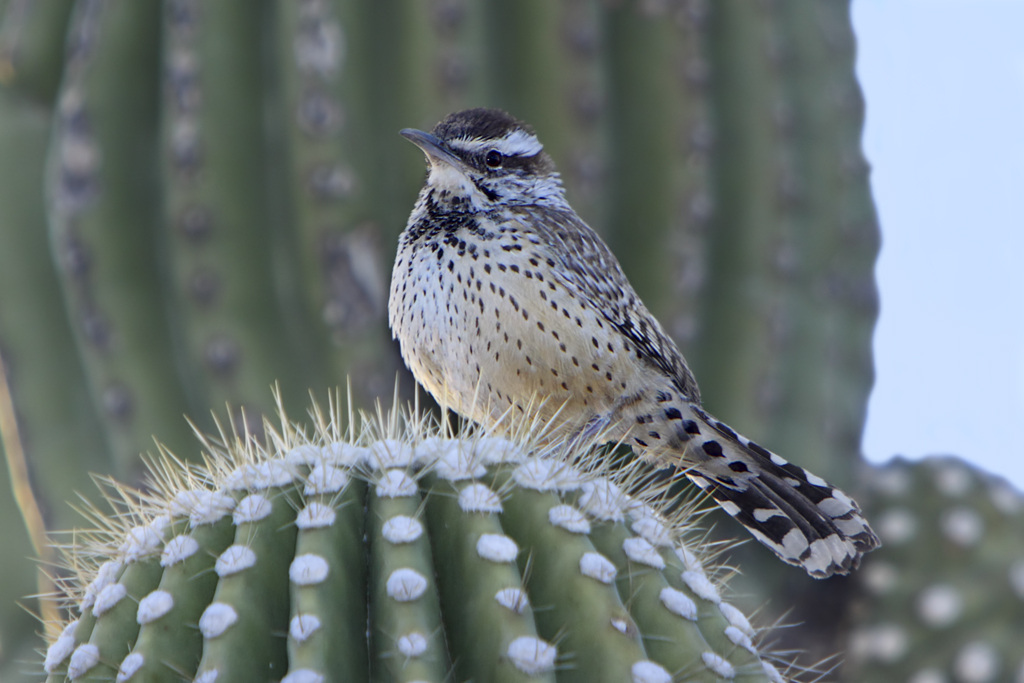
[41,398,791,683]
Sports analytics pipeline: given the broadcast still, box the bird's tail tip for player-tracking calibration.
[685,424,880,578]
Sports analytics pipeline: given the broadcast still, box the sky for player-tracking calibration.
[852,0,1024,490]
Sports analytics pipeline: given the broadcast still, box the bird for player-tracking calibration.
[388,107,880,578]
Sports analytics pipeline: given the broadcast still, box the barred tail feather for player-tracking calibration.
[685,418,880,578]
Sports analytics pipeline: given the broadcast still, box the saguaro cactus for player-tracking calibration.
[41,398,793,683]
[0,0,881,476]
[0,0,901,678]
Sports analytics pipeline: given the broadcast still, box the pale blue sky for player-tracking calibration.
[852,0,1024,489]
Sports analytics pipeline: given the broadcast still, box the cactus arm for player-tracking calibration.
[605,2,715,356]
[666,2,716,353]
[192,481,299,683]
[273,0,403,403]
[482,0,566,166]
[371,0,452,225]
[691,0,878,489]
[554,0,609,234]
[367,470,450,682]
[682,0,814,630]
[0,0,74,102]
[160,0,311,429]
[691,0,788,436]
[0,87,110,666]
[679,2,881,660]
[286,475,369,681]
[822,2,881,472]
[423,468,554,683]
[483,0,609,233]
[602,6,676,312]
[761,1,841,482]
[420,0,488,113]
[737,0,878,488]
[0,88,109,519]
[46,0,194,474]
[771,0,879,485]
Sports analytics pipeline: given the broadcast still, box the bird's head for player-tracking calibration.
[401,108,566,211]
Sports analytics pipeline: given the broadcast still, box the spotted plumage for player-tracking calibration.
[389,108,880,578]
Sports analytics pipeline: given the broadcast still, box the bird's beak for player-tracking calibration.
[401,128,463,169]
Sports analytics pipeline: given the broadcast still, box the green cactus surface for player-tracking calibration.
[0,0,886,675]
[844,456,1024,683]
[0,0,75,102]
[40,397,795,683]
[46,0,195,476]
[0,0,881,481]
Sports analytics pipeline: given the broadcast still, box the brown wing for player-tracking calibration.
[512,205,701,402]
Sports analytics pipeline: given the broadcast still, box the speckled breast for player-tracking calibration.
[389,213,651,439]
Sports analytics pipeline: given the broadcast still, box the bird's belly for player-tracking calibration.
[391,234,652,438]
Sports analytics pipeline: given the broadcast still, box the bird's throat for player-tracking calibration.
[427,162,492,212]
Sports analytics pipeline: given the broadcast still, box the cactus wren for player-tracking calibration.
[389,108,879,578]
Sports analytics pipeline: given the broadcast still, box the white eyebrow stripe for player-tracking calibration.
[448,129,544,157]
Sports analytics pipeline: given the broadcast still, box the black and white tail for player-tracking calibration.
[683,412,880,578]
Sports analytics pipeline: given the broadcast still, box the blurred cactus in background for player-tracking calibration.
[842,457,1024,683]
[1,0,1021,681]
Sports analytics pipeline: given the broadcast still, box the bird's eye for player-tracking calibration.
[485,150,503,168]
